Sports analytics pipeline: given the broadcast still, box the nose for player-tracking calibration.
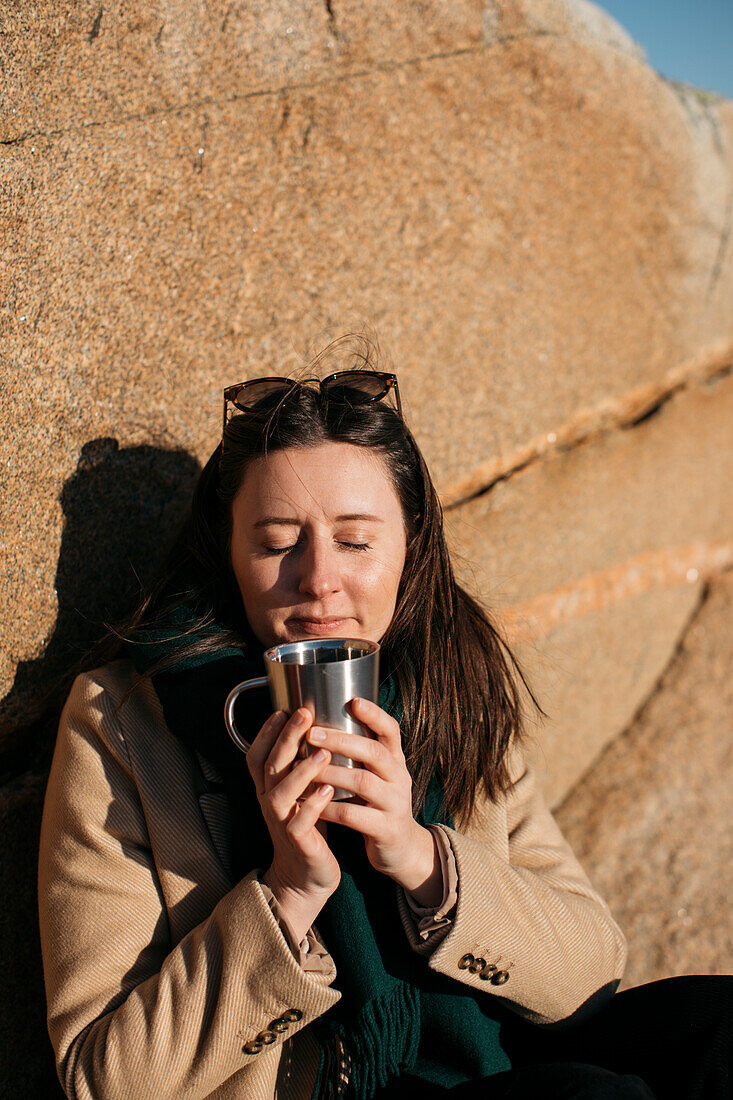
[297,537,341,599]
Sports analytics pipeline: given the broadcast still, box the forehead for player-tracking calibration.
[233,442,401,520]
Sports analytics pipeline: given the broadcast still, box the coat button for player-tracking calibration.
[491,970,510,985]
[270,1017,290,1033]
[282,1008,303,1022]
[469,957,487,974]
[256,1030,277,1044]
[479,964,498,981]
[457,953,475,970]
[243,1041,263,1055]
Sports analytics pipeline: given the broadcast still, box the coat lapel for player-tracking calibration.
[195,751,234,880]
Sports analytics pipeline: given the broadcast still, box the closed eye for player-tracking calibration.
[264,541,371,555]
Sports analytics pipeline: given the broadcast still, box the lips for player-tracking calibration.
[286,616,354,636]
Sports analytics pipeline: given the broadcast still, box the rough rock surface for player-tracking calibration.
[2,1,733,704]
[447,369,733,803]
[556,571,733,988]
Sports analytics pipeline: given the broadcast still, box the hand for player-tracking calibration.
[246,708,341,941]
[306,698,441,903]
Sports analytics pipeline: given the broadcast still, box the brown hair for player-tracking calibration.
[104,336,544,827]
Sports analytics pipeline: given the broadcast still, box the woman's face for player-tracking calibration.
[230,441,408,648]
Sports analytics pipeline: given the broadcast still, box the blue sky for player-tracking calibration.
[595,0,733,99]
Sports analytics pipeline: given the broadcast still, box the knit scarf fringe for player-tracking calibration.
[313,983,422,1099]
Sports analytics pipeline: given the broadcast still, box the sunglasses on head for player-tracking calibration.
[222,370,402,432]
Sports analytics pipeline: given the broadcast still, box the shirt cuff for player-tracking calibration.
[403,824,458,940]
[258,880,334,973]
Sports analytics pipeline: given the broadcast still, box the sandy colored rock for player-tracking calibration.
[447,371,733,607]
[0,0,487,143]
[0,0,646,143]
[555,571,733,988]
[3,19,733,695]
[445,372,733,800]
[513,582,702,807]
[484,0,644,58]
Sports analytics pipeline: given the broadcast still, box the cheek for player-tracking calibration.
[358,551,404,613]
[233,556,277,612]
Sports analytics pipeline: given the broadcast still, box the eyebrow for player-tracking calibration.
[253,513,385,528]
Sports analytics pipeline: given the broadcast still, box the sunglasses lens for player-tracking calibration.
[232,378,294,410]
[224,371,400,429]
[321,371,390,404]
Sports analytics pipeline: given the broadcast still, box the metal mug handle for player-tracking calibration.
[224,677,269,754]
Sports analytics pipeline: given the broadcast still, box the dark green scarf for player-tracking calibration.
[125,622,512,1098]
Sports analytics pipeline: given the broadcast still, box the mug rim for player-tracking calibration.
[263,637,380,664]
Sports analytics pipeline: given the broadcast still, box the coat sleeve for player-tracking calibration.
[396,745,627,1026]
[38,673,341,1100]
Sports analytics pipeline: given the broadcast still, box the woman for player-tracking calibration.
[38,337,730,1099]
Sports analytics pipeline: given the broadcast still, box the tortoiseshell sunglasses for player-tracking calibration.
[222,370,402,433]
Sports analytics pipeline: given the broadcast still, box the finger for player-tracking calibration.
[349,697,403,751]
[286,782,335,841]
[268,748,332,818]
[315,762,389,808]
[246,711,288,795]
[263,708,314,794]
[317,798,382,837]
[305,726,397,780]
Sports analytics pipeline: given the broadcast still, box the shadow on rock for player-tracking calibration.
[0,436,200,1092]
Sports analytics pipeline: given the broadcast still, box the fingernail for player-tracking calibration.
[309,729,326,742]
[319,784,333,797]
[291,711,306,728]
[314,748,329,763]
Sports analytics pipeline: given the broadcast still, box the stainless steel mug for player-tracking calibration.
[224,638,380,800]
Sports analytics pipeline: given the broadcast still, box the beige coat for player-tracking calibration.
[38,660,627,1100]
